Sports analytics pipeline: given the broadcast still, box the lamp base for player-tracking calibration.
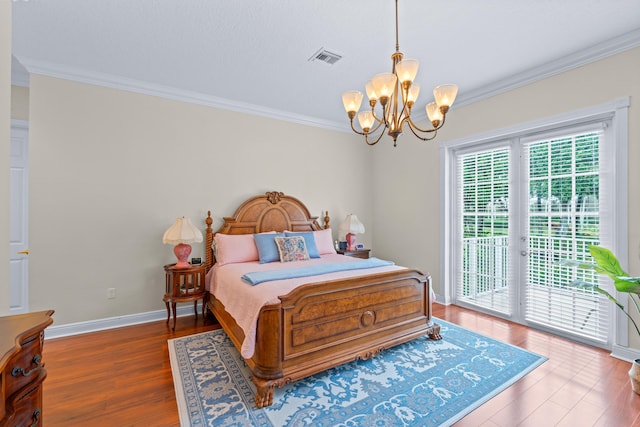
[346,233,356,251]
[173,243,192,269]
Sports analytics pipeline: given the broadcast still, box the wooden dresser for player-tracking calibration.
[0,310,54,427]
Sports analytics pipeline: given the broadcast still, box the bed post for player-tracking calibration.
[324,210,330,229]
[205,210,214,272]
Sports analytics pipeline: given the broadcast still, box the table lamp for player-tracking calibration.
[163,217,203,268]
[339,214,365,251]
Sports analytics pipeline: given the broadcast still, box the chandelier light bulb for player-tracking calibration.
[395,59,419,84]
[357,111,375,131]
[342,90,364,114]
[433,84,459,109]
[371,73,397,99]
[407,83,421,104]
[365,80,378,102]
[426,102,443,123]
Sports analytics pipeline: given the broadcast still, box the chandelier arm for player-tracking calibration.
[398,85,411,121]
[348,120,369,136]
[350,114,386,136]
[370,108,384,125]
[364,108,384,134]
[350,116,387,143]
[368,115,387,134]
[380,101,390,127]
[365,128,387,145]
[406,120,439,141]
[404,112,448,134]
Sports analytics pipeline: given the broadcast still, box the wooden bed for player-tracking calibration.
[204,191,441,408]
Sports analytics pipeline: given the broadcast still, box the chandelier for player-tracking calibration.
[341,0,458,147]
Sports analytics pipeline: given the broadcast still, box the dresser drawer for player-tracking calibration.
[4,332,44,398]
[1,310,53,427]
[7,370,45,427]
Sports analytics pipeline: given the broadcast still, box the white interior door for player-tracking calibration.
[10,121,29,314]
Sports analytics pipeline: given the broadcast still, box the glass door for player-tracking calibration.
[456,145,511,315]
[453,126,612,345]
[524,130,609,343]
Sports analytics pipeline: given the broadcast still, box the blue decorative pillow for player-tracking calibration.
[274,236,310,263]
[284,231,320,258]
[254,233,285,263]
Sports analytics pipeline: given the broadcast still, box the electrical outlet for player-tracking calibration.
[107,288,116,299]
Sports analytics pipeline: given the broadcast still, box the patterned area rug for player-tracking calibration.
[168,319,546,426]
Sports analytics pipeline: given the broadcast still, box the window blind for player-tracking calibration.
[456,146,512,315]
[523,127,610,342]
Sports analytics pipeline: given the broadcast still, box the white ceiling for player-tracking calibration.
[11,0,640,131]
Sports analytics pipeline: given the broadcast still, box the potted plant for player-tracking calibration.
[563,245,640,393]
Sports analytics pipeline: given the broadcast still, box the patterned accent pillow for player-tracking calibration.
[284,231,320,258]
[274,236,310,263]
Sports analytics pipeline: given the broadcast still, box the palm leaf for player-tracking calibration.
[572,280,625,311]
[614,276,640,294]
[559,259,597,270]
[589,246,628,279]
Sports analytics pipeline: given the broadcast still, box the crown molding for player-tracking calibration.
[454,28,640,108]
[11,55,30,87]
[14,28,640,130]
[15,56,346,132]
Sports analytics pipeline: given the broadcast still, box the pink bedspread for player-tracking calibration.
[206,254,405,358]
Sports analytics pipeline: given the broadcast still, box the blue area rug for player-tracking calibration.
[168,319,546,426]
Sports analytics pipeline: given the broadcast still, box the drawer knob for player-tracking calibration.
[17,408,41,427]
[11,354,42,377]
[360,310,375,327]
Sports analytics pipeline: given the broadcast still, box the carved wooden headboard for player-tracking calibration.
[205,191,330,271]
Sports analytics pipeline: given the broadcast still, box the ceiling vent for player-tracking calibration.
[309,48,342,65]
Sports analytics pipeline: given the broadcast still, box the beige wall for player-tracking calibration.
[11,85,29,120]
[0,2,11,316]
[28,75,369,324]
[14,38,640,348]
[372,46,640,347]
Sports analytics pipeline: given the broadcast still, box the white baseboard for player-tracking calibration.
[434,293,451,305]
[45,303,203,340]
[612,344,640,363]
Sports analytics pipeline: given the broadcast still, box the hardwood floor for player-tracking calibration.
[43,314,219,427]
[436,304,640,427]
[41,304,640,426]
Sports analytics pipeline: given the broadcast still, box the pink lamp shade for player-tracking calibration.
[162,217,203,268]
[339,214,365,251]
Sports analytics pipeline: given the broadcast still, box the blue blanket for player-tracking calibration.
[241,257,395,285]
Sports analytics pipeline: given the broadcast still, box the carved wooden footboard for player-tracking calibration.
[204,191,441,408]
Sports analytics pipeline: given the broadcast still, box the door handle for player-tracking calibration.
[17,249,29,255]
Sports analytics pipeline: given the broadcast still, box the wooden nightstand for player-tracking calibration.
[337,248,371,259]
[163,263,206,330]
